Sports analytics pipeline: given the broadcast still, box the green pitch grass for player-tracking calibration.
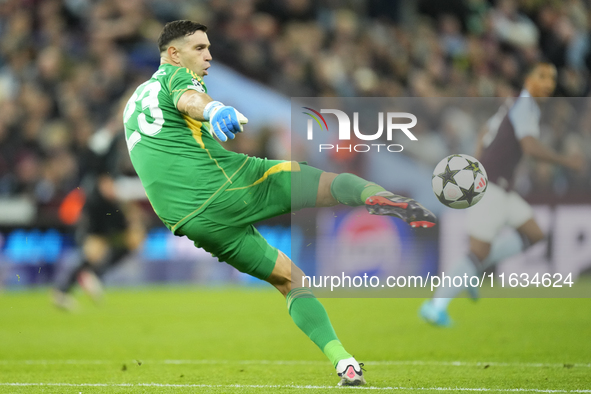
[1,286,590,393]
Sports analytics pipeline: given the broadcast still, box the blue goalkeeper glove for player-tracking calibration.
[203,101,248,142]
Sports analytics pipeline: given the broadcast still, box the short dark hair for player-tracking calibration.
[524,60,555,79]
[158,20,207,53]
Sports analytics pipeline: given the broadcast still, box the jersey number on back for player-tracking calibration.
[124,81,164,152]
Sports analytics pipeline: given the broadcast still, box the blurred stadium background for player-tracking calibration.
[1,0,591,391]
[1,0,590,290]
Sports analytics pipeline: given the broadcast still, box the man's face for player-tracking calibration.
[174,30,212,77]
[524,64,557,98]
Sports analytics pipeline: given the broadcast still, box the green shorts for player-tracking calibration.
[177,158,321,280]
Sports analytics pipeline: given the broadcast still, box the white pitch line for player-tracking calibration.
[0,383,589,392]
[363,361,591,369]
[0,360,589,368]
[163,360,591,368]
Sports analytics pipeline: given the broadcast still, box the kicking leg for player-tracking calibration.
[299,167,436,227]
[266,250,366,386]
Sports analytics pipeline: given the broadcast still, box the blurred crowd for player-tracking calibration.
[211,0,591,98]
[0,0,590,227]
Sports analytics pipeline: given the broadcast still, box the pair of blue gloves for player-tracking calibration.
[203,101,248,142]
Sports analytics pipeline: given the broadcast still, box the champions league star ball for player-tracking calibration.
[432,154,488,209]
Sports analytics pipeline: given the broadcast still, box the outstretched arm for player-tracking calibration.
[520,136,584,171]
[176,90,212,121]
[176,90,249,142]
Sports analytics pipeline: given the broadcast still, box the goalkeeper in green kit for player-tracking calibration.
[124,20,436,386]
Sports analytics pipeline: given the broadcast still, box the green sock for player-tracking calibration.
[286,288,352,367]
[330,173,386,206]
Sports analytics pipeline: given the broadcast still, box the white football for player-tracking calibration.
[432,154,488,209]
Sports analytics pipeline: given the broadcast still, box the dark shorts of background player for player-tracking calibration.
[76,195,128,248]
[177,158,322,280]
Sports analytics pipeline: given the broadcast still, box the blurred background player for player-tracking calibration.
[53,111,146,310]
[420,61,585,326]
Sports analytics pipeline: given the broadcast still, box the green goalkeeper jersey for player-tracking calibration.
[123,64,250,233]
